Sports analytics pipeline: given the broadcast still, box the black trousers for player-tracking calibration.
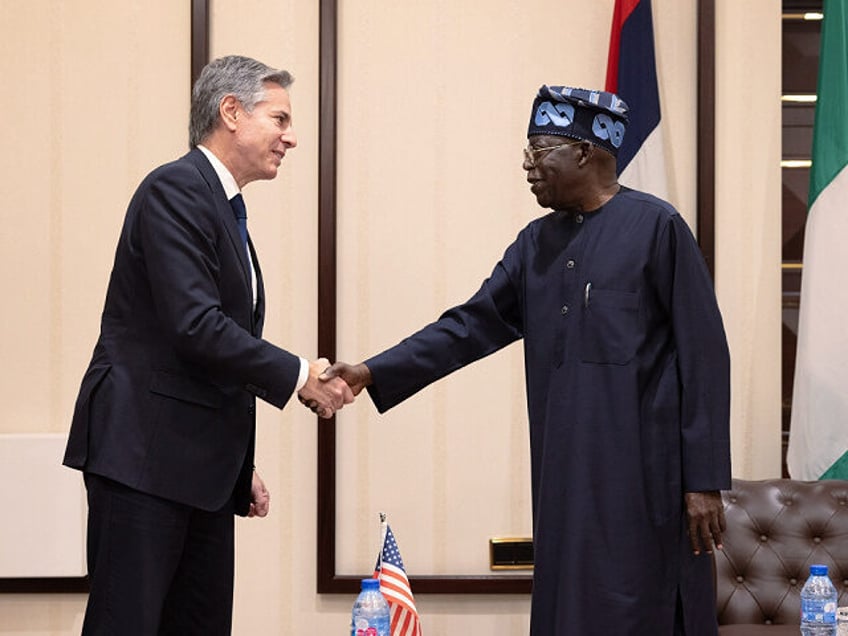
[82,473,235,636]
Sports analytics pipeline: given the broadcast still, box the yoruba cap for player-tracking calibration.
[527,85,629,156]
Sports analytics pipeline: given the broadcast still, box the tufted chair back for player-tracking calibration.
[715,478,848,634]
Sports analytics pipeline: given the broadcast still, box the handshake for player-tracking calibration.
[296,358,372,418]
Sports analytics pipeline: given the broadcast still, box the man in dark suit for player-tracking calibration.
[63,55,352,635]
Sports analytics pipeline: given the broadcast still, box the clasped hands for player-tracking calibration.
[297,358,372,418]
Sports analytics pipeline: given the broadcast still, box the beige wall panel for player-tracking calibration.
[333,0,701,584]
[0,435,86,578]
[653,0,698,225]
[208,1,330,633]
[715,0,783,478]
[0,1,189,633]
[0,0,189,437]
[334,0,607,578]
[0,596,84,634]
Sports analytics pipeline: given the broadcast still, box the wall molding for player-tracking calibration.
[316,0,716,595]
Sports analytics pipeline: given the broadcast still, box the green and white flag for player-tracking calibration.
[788,0,848,480]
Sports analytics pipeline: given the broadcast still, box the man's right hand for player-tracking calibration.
[297,358,354,418]
[320,362,372,396]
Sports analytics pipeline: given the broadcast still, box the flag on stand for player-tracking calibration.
[788,0,848,480]
[374,519,421,636]
[605,0,669,199]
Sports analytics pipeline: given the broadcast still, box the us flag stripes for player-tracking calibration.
[373,522,421,636]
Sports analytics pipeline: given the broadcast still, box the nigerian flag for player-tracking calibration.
[788,0,848,480]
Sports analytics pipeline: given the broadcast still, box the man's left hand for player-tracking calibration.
[249,470,270,518]
[685,490,725,555]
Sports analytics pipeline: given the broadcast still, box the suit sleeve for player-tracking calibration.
[135,165,301,409]
[365,241,524,412]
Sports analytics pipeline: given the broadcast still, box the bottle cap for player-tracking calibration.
[361,578,380,591]
[811,564,829,576]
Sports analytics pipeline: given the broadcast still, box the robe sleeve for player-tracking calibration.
[654,214,732,492]
[365,239,525,412]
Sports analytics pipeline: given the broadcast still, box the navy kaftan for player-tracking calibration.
[365,188,731,635]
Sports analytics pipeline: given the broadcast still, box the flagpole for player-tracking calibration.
[378,512,387,572]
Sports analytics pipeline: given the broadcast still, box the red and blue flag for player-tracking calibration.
[605,0,669,198]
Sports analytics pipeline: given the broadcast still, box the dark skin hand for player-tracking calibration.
[312,363,725,557]
[298,361,373,413]
[685,490,726,554]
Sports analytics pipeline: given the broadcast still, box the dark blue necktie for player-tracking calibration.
[229,193,249,261]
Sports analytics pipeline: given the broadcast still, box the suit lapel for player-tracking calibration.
[184,150,254,292]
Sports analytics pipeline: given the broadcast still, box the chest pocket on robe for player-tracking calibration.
[580,288,641,365]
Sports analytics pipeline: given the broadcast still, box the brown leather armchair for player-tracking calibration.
[715,478,848,635]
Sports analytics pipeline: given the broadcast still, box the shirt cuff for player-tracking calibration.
[295,357,309,392]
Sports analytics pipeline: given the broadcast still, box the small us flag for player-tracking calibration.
[373,521,422,636]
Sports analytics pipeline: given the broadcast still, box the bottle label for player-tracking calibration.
[802,598,837,624]
[352,616,390,636]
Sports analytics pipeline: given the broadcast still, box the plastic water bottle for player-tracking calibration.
[801,564,838,636]
[350,578,390,636]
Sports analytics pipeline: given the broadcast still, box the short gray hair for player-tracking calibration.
[189,55,294,148]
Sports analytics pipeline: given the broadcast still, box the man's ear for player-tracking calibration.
[220,95,241,132]
[576,141,593,168]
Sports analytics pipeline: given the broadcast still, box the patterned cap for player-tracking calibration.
[528,85,629,156]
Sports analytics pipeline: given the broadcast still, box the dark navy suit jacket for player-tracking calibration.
[64,149,301,515]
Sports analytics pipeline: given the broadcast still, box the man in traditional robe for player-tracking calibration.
[315,85,731,635]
